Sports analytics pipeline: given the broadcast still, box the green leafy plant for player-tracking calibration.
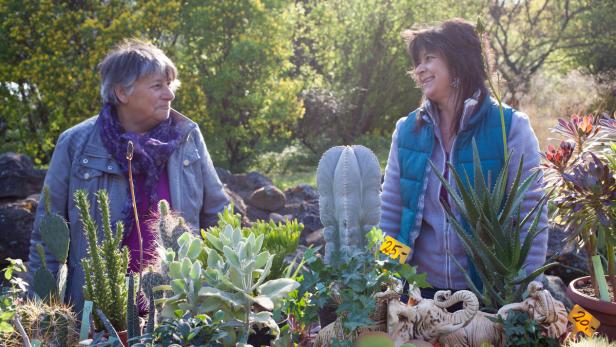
[0,258,28,335]
[496,310,560,347]
[75,189,129,332]
[297,228,429,338]
[157,224,300,346]
[431,144,557,311]
[151,313,227,346]
[204,206,302,281]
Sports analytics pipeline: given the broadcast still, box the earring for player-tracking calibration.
[450,77,460,89]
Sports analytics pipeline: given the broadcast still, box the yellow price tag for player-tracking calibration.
[380,236,411,263]
[568,304,600,336]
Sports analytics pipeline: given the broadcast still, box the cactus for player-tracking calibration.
[76,189,129,332]
[32,187,71,302]
[1,300,78,347]
[126,274,140,341]
[145,290,156,337]
[155,199,192,253]
[316,145,381,265]
[141,269,167,301]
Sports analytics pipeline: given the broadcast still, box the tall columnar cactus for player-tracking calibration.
[316,145,382,265]
[127,274,140,341]
[75,189,129,332]
[33,187,70,302]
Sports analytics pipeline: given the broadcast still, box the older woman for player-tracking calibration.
[28,39,229,313]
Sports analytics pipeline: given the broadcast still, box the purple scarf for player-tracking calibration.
[97,103,183,237]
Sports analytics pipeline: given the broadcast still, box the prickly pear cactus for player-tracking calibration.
[33,187,71,302]
[316,145,381,265]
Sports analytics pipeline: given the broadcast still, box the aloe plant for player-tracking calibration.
[157,225,299,346]
[316,145,382,265]
[75,189,129,332]
[431,141,557,311]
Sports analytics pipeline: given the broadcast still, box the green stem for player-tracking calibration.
[591,255,610,302]
[606,235,616,302]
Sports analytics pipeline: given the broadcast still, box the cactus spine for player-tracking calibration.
[76,189,129,332]
[155,199,191,253]
[316,145,381,265]
[127,274,140,341]
[1,300,78,347]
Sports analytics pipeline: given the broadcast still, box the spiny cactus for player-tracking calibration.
[76,189,129,332]
[127,274,140,341]
[33,187,70,302]
[155,199,192,253]
[316,145,382,265]
[1,300,78,347]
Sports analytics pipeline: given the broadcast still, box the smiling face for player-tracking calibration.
[413,50,454,106]
[115,73,176,133]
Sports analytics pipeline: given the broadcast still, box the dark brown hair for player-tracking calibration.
[402,19,488,132]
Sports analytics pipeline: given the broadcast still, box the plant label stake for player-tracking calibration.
[127,140,143,292]
[568,304,600,336]
[380,235,411,263]
[79,300,93,341]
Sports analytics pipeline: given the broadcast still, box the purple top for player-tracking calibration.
[122,168,171,272]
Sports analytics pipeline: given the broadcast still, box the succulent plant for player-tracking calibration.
[316,145,382,265]
[32,187,70,302]
[157,224,299,346]
[1,299,78,347]
[154,199,192,253]
[75,189,129,332]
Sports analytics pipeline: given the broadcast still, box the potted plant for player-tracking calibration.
[542,112,616,339]
[75,189,130,345]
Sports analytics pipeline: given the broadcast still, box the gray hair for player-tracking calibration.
[98,39,180,105]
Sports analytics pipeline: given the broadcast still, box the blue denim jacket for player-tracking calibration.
[27,110,229,313]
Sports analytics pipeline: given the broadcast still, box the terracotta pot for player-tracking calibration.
[566,276,616,340]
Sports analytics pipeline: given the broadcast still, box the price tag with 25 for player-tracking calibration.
[380,236,411,263]
[568,304,600,336]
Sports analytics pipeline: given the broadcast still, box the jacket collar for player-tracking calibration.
[421,90,484,132]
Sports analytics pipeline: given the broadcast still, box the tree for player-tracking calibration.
[173,1,304,171]
[485,0,591,107]
[0,0,180,164]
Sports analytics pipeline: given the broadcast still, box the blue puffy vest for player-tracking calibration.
[397,96,513,288]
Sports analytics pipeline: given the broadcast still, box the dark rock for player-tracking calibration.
[0,194,39,265]
[268,212,292,224]
[246,205,270,222]
[0,153,45,199]
[229,172,273,200]
[542,275,573,309]
[302,228,325,249]
[215,167,235,186]
[284,184,318,204]
[247,185,286,212]
[223,186,247,218]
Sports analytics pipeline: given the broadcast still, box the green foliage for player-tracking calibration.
[151,313,227,347]
[204,205,302,281]
[76,189,129,332]
[0,0,181,165]
[0,258,27,335]
[496,310,560,347]
[296,230,429,337]
[158,224,299,346]
[175,1,304,170]
[431,142,557,311]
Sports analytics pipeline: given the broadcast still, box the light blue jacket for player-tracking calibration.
[28,110,229,313]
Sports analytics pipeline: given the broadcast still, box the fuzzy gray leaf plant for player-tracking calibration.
[316,145,381,265]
